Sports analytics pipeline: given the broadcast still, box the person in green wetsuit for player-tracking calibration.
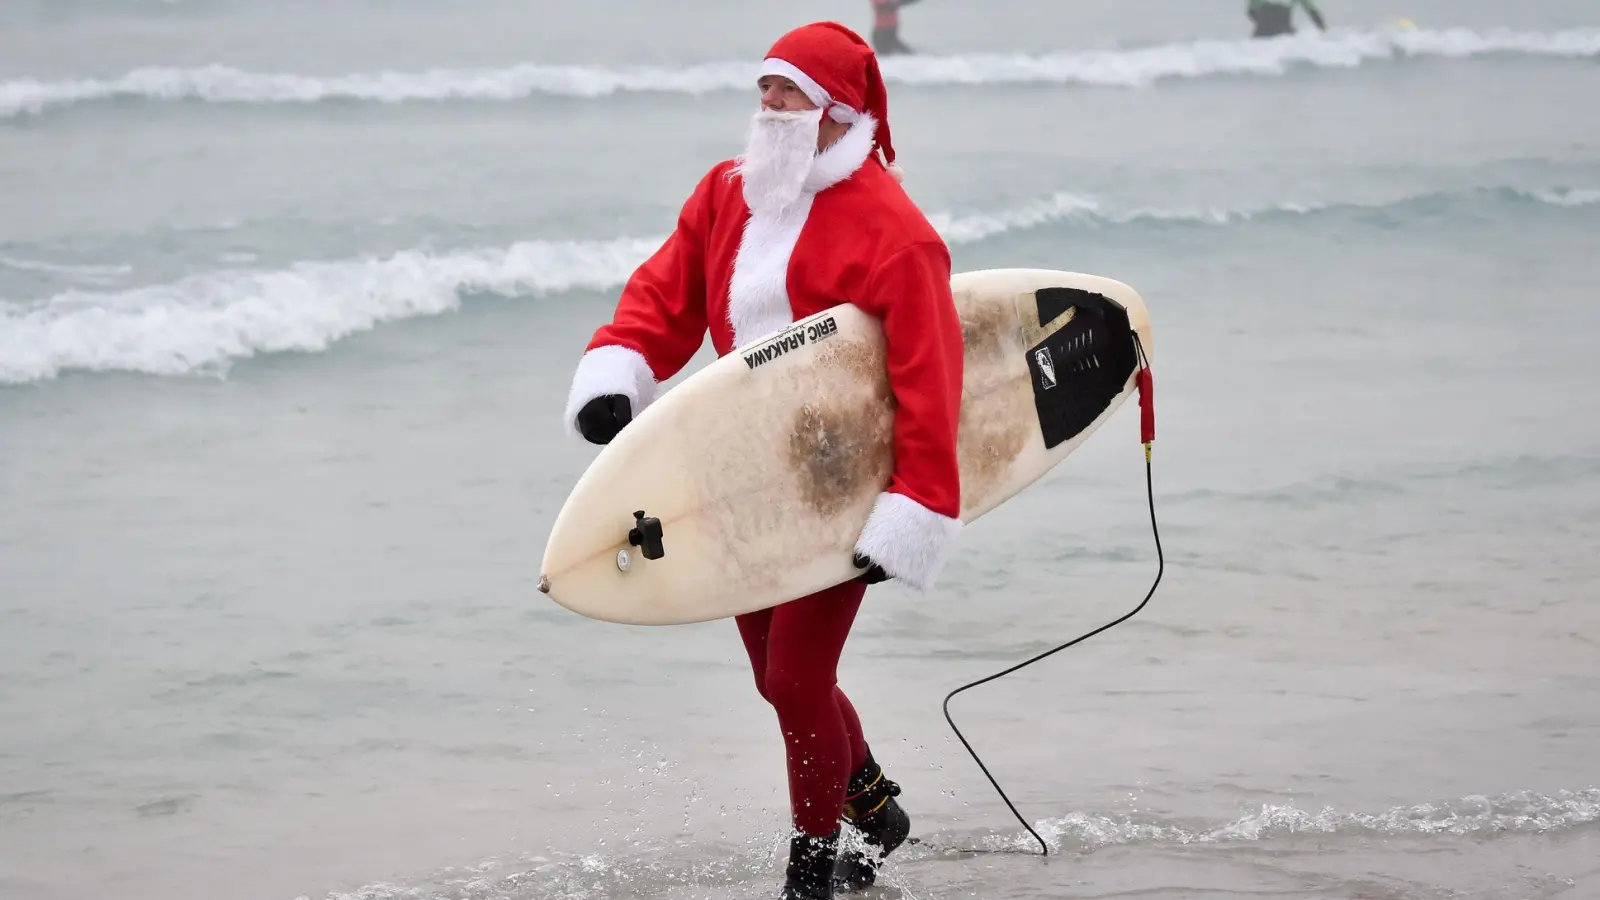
[1248,0,1327,38]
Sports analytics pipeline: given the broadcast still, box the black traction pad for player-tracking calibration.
[1024,287,1138,449]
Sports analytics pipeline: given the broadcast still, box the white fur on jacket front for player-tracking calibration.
[562,344,657,439]
[854,490,963,592]
[726,113,878,348]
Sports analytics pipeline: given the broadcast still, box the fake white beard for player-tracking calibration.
[736,107,824,213]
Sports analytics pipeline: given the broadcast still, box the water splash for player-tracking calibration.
[293,789,1599,899]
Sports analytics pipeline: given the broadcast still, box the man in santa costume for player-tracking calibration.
[561,21,963,900]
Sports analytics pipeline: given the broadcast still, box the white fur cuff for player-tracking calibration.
[853,491,963,592]
[562,344,658,439]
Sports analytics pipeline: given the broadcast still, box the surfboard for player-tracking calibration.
[538,268,1154,626]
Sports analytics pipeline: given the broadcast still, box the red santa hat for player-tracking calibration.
[759,21,903,182]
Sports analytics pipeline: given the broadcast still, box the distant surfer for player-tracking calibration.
[1247,0,1327,38]
[870,0,921,55]
[562,21,962,900]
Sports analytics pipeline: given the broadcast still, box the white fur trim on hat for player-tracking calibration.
[854,491,963,591]
[759,57,859,123]
[562,344,658,439]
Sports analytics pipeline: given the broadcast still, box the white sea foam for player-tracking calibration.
[3,28,1597,119]
[1018,788,1600,853]
[2,185,1591,384]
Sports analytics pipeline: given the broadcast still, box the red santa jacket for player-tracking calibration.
[562,115,963,591]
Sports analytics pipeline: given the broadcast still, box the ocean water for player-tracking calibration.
[2,0,1598,898]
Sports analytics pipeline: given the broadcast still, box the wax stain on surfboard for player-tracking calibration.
[787,345,894,521]
[538,268,1153,625]
[956,287,1045,510]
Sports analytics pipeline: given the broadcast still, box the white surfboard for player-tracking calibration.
[538,268,1154,626]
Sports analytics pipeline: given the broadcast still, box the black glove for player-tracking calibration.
[575,394,632,445]
[853,552,891,585]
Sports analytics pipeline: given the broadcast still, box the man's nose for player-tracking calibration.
[760,86,783,110]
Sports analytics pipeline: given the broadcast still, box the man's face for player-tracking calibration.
[755,74,847,151]
[757,75,818,113]
[738,70,858,212]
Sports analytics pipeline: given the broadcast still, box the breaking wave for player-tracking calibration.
[0,238,660,384]
[4,28,1599,119]
[1,184,1593,384]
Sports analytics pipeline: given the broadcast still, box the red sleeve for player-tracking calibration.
[867,240,963,519]
[587,168,716,381]
[563,167,718,434]
[849,238,965,591]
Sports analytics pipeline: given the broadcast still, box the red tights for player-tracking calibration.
[736,579,871,836]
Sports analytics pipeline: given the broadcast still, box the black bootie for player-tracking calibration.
[781,829,839,900]
[833,752,911,891]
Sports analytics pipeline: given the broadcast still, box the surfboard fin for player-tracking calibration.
[628,510,665,560]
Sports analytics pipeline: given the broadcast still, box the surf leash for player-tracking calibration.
[939,331,1163,856]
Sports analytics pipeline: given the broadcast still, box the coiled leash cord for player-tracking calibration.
[940,333,1162,856]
